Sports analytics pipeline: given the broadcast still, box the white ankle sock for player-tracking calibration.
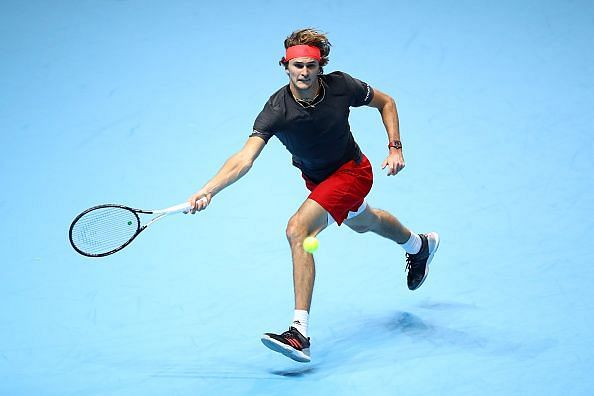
[400,232,422,254]
[292,310,309,337]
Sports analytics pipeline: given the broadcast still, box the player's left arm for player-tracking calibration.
[367,88,405,176]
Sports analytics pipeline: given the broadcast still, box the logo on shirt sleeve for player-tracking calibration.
[364,85,371,102]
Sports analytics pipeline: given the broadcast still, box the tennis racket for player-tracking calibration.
[69,199,206,257]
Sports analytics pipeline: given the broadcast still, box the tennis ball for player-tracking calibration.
[302,236,319,253]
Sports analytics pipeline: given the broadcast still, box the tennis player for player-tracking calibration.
[187,28,439,363]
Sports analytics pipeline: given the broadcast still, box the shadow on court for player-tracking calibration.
[267,308,557,378]
[270,366,318,377]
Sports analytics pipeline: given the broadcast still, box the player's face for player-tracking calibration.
[287,57,320,92]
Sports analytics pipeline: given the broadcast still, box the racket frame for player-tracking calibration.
[69,202,192,258]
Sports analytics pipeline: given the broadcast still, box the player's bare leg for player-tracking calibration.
[285,198,328,311]
[345,205,440,290]
[261,198,328,363]
[344,205,411,243]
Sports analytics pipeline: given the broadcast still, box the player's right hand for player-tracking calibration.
[186,192,211,214]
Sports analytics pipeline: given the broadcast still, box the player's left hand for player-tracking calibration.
[381,150,405,176]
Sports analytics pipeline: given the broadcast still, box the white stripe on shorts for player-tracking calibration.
[327,201,369,226]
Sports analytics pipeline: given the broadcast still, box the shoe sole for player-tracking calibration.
[411,232,440,291]
[261,335,311,363]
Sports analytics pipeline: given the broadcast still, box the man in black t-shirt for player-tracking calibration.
[251,70,371,183]
[187,29,439,363]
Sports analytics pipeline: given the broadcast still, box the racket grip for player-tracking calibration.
[164,197,208,213]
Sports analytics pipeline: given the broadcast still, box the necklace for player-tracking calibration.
[292,79,325,108]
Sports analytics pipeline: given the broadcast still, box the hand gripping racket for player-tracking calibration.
[69,199,206,257]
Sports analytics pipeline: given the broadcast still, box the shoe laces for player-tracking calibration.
[281,328,298,339]
[405,253,422,272]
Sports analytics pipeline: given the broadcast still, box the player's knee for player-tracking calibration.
[286,215,308,244]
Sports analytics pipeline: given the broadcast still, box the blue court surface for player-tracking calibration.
[1,1,593,395]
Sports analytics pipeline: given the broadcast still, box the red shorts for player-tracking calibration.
[303,155,374,225]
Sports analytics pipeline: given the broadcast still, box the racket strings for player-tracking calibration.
[70,207,139,255]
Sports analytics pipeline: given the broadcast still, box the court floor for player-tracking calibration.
[1,1,593,395]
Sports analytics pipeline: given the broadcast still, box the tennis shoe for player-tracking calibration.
[261,326,311,363]
[406,232,440,290]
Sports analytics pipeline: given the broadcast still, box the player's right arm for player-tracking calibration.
[187,136,266,213]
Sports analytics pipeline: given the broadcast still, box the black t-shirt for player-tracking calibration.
[251,71,374,183]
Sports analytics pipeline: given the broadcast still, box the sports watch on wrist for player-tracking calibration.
[388,140,402,150]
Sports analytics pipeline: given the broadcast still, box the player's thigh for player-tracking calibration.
[343,205,377,233]
[287,198,329,237]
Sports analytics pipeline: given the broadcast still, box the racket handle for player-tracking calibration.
[162,197,208,214]
[166,202,193,213]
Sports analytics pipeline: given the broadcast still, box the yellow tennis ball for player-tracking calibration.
[302,236,319,253]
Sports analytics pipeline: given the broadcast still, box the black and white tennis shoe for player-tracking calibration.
[406,232,440,290]
[261,326,311,363]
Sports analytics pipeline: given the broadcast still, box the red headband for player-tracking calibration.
[284,45,321,62]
